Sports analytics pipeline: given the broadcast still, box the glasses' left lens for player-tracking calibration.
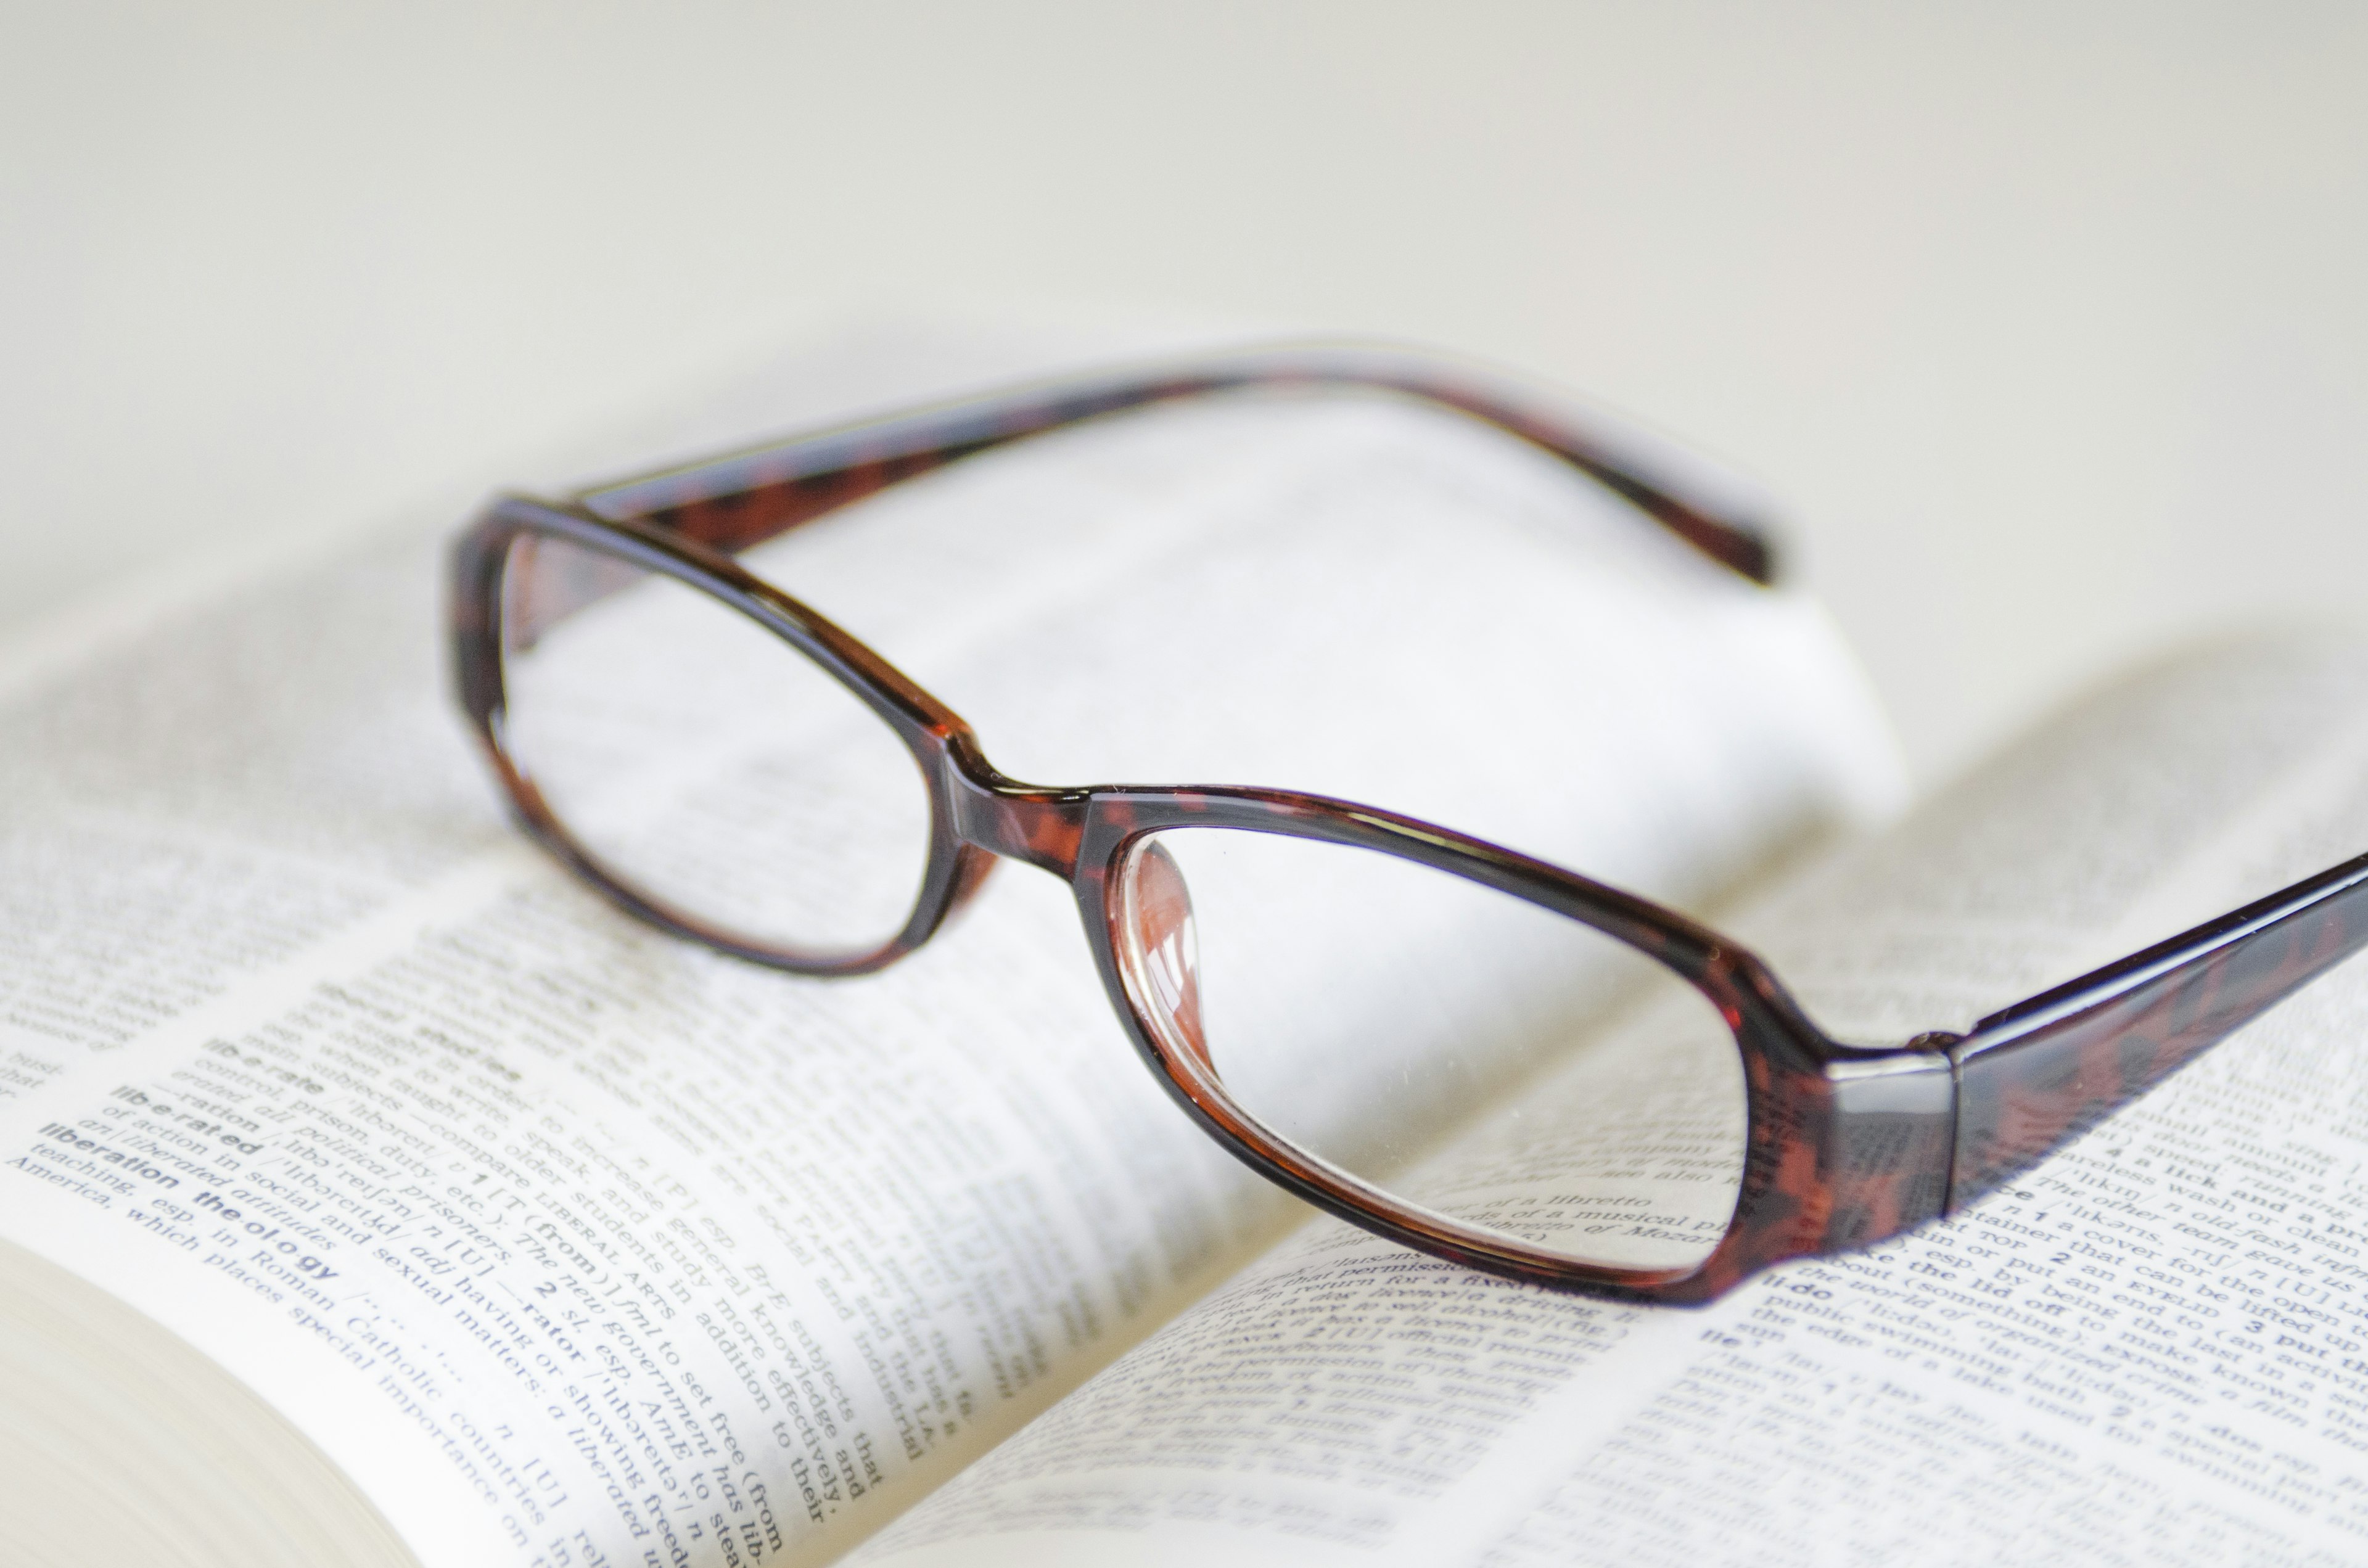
[496,532,934,961]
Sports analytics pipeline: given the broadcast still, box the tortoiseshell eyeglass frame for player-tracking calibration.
[448,345,2368,1305]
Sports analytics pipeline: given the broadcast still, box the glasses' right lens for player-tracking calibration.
[496,532,934,961]
[1115,826,1746,1273]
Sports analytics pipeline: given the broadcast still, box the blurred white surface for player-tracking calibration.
[3,1,2364,781]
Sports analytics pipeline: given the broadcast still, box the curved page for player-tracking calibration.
[0,350,1897,1567]
[857,634,2368,1568]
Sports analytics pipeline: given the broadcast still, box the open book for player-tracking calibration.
[6,333,2367,1567]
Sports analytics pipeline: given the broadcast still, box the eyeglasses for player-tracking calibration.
[448,347,2368,1304]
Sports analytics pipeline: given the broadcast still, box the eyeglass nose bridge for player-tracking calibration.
[940,741,1092,880]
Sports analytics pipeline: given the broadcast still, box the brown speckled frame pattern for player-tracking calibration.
[1945,854,2368,1207]
[569,345,1779,585]
[449,347,2368,1303]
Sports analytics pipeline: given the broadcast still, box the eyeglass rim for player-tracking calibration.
[451,496,1954,1302]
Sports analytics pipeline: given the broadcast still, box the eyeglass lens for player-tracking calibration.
[497,532,934,961]
[1115,827,1748,1271]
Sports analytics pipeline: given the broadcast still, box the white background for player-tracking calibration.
[3,1,2364,779]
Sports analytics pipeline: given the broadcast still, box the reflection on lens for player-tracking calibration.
[499,533,932,958]
[1116,826,1745,1272]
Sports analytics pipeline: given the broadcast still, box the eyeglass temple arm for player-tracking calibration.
[567,347,1778,585]
[1942,848,2368,1212]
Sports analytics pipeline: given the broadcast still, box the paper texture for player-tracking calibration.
[860,636,2368,1567]
[0,379,1894,1567]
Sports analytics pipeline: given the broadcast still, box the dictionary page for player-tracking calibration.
[857,632,2368,1568]
[0,349,1896,1568]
